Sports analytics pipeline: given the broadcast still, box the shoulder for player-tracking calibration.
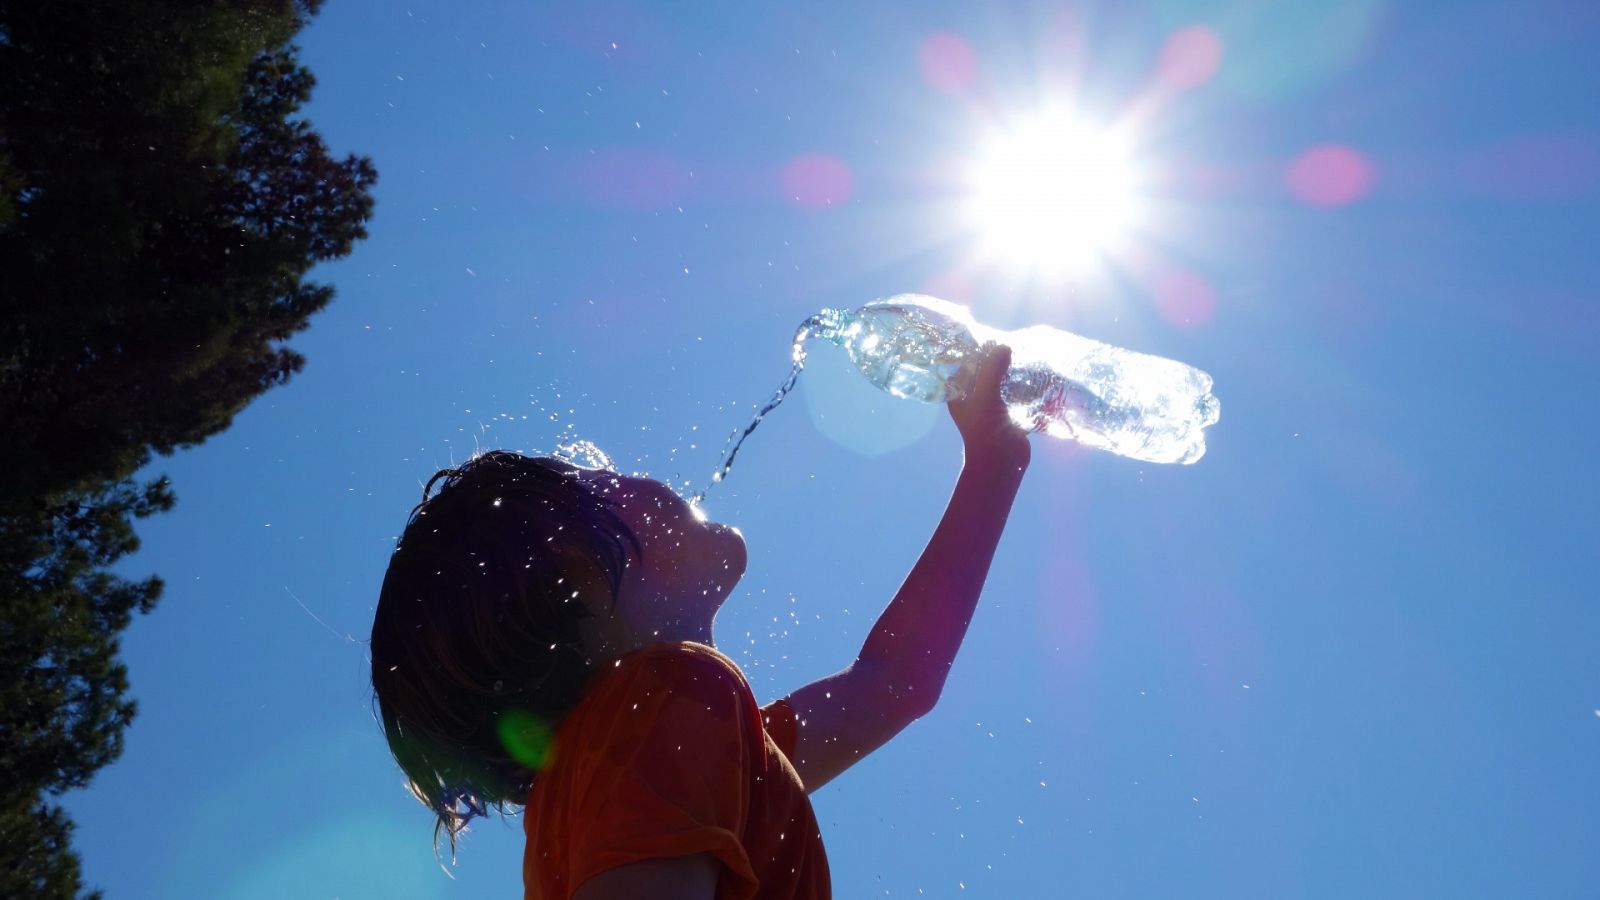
[610,641,753,703]
[573,643,765,784]
[569,643,758,745]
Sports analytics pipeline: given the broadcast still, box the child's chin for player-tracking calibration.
[706,525,747,580]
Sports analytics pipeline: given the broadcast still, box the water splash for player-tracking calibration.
[692,312,834,503]
[552,439,615,471]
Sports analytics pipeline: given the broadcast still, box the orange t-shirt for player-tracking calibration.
[522,642,830,899]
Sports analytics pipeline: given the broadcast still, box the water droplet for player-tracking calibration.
[553,440,615,471]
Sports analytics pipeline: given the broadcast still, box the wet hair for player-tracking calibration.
[369,451,640,855]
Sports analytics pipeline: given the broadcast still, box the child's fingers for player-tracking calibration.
[976,344,1012,399]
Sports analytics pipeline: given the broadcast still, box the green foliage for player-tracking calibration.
[0,0,375,502]
[0,478,173,798]
[0,1,374,893]
[0,803,102,900]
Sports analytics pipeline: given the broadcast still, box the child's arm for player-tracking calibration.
[778,345,1030,792]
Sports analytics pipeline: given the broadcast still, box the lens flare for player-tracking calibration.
[497,709,554,770]
[780,154,854,208]
[1286,144,1375,207]
[1157,26,1224,90]
[919,31,978,93]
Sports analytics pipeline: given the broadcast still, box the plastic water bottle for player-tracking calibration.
[806,293,1221,464]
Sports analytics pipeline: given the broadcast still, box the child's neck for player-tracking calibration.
[581,614,714,668]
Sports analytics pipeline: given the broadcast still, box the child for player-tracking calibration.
[370,345,1030,898]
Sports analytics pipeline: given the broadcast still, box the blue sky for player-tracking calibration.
[68,1,1599,896]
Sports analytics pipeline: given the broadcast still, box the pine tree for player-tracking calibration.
[0,2,377,893]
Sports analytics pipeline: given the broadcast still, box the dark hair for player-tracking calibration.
[369,451,639,855]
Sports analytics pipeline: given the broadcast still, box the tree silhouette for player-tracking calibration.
[0,2,376,894]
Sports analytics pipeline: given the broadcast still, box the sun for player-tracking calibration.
[965,112,1144,278]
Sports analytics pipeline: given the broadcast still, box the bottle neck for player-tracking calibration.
[797,307,851,347]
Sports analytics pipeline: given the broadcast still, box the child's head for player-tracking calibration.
[369,451,640,845]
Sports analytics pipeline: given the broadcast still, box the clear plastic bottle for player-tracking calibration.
[805,293,1221,464]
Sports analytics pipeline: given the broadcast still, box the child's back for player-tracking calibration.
[523,642,825,899]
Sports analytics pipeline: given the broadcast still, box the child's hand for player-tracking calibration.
[949,344,1031,469]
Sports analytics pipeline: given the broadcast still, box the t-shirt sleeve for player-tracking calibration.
[760,698,799,763]
[567,651,761,898]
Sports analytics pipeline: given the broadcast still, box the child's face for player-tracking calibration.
[563,464,746,643]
